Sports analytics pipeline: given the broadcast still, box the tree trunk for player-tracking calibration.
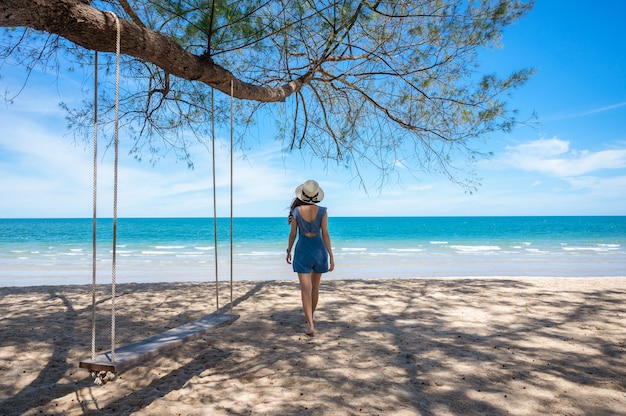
[0,0,307,101]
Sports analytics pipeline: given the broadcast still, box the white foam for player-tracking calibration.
[525,248,548,253]
[142,250,174,255]
[597,244,620,249]
[450,245,501,253]
[562,247,613,252]
[237,251,281,256]
[367,251,400,257]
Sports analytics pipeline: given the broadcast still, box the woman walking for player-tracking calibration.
[286,180,334,337]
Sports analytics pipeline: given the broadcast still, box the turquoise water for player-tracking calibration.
[1,216,625,286]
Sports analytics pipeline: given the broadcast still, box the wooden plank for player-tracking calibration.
[79,313,239,373]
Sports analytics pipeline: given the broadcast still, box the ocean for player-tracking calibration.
[1,216,624,287]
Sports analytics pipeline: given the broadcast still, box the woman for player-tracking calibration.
[286,179,334,337]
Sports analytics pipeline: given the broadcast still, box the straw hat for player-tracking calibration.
[295,180,324,203]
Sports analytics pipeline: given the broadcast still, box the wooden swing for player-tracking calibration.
[79,12,238,377]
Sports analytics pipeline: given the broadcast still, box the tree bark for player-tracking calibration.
[0,0,308,101]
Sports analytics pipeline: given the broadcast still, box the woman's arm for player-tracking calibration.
[286,217,297,264]
[321,212,334,272]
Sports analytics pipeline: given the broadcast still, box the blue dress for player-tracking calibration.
[291,206,329,273]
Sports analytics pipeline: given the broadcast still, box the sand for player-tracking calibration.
[0,277,625,415]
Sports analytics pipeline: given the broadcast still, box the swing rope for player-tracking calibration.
[89,11,121,365]
[90,51,99,362]
[110,11,121,363]
[211,88,219,313]
[229,80,234,314]
[210,81,235,314]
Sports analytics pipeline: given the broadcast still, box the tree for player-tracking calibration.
[1,0,534,189]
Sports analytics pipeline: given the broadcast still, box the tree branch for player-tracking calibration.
[0,0,306,102]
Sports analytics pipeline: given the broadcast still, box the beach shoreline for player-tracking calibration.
[1,276,625,415]
[3,216,625,288]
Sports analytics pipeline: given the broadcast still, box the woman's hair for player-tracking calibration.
[288,198,314,223]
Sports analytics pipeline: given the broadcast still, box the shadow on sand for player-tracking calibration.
[1,278,624,415]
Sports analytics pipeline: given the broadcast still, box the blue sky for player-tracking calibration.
[1,0,625,218]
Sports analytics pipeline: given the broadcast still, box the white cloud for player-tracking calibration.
[565,175,626,196]
[504,137,626,177]
[547,101,626,121]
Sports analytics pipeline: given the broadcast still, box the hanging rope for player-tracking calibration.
[210,88,219,314]
[229,80,234,314]
[88,11,121,366]
[90,51,99,362]
[110,11,121,363]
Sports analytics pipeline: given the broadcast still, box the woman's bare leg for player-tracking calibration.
[311,272,322,315]
[298,273,315,335]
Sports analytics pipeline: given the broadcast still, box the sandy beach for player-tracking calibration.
[1,277,625,415]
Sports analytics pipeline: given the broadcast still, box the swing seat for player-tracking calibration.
[79,312,239,373]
